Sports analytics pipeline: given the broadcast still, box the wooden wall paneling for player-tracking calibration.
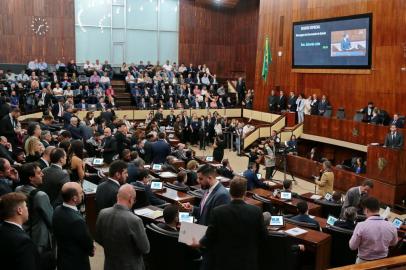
[0,0,75,64]
[254,0,406,118]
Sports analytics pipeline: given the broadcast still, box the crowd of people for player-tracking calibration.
[0,59,254,115]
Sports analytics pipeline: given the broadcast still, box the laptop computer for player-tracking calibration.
[280,191,292,201]
[152,164,162,171]
[268,215,284,231]
[92,158,104,166]
[324,192,333,201]
[392,217,403,229]
[326,215,338,226]
[179,212,194,223]
[150,181,163,190]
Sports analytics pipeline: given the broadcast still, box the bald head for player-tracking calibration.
[117,184,136,208]
[61,182,83,206]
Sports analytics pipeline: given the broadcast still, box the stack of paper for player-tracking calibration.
[178,222,207,245]
[134,208,163,219]
[285,227,308,236]
[310,194,322,200]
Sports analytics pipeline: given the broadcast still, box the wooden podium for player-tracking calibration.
[285,111,296,127]
[366,145,406,205]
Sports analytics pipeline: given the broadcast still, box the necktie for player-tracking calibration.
[392,133,395,141]
[200,191,210,214]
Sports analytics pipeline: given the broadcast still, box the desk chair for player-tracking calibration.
[314,199,342,218]
[259,231,300,270]
[133,186,150,209]
[336,108,345,119]
[252,194,277,215]
[322,225,356,267]
[323,106,333,118]
[284,217,319,231]
[145,224,201,270]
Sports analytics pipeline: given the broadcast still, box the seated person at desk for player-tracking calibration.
[281,179,299,198]
[161,155,179,173]
[334,206,357,231]
[132,170,166,206]
[173,171,189,190]
[291,201,320,230]
[352,157,366,174]
[329,191,343,204]
[285,135,298,155]
[157,204,179,232]
[243,162,269,190]
[391,113,404,128]
[315,160,334,196]
[384,124,404,148]
[216,159,234,179]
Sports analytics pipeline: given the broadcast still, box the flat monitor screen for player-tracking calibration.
[92,158,104,165]
[256,173,262,179]
[293,13,372,68]
[392,218,403,229]
[150,181,163,190]
[179,212,194,223]
[206,156,214,162]
[327,215,338,226]
[152,164,162,171]
[324,192,333,201]
[270,216,284,226]
[280,192,292,200]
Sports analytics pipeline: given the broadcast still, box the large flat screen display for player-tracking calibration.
[292,13,372,69]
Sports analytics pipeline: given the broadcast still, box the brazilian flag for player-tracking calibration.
[261,36,272,81]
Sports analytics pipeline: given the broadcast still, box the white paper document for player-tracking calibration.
[285,227,308,236]
[134,208,163,219]
[310,195,322,200]
[178,222,207,245]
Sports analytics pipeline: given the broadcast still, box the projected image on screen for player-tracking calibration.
[292,13,372,69]
[331,29,367,57]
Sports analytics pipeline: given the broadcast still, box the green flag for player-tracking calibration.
[261,36,272,81]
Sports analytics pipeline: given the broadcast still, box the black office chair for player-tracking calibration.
[314,199,342,218]
[145,223,201,270]
[353,112,364,122]
[252,194,277,214]
[132,185,150,209]
[323,106,333,118]
[336,107,346,119]
[164,182,189,192]
[284,217,319,231]
[322,225,356,267]
[259,231,300,270]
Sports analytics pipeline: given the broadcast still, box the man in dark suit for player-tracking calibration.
[0,136,16,164]
[182,164,231,225]
[391,113,404,128]
[277,90,287,112]
[151,132,171,164]
[268,90,279,112]
[217,159,234,179]
[157,204,179,232]
[0,108,21,146]
[384,124,404,148]
[166,109,176,126]
[282,179,299,198]
[75,99,88,111]
[192,177,267,270]
[236,77,246,104]
[102,128,117,164]
[51,99,65,123]
[95,160,128,213]
[318,95,329,116]
[287,91,297,112]
[96,184,150,270]
[291,201,320,230]
[132,169,166,206]
[0,192,40,270]
[154,108,164,125]
[52,182,94,270]
[40,148,70,208]
[67,117,83,140]
[143,133,155,164]
[360,102,374,122]
[341,179,374,218]
[114,123,131,159]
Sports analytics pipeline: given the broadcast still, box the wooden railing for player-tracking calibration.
[328,255,406,270]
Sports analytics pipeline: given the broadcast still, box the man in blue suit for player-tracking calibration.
[182,164,230,226]
[151,132,171,164]
[243,162,268,190]
[291,200,320,230]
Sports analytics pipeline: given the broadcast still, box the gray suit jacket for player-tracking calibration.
[341,186,364,218]
[16,185,53,251]
[96,204,150,270]
[40,164,70,208]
